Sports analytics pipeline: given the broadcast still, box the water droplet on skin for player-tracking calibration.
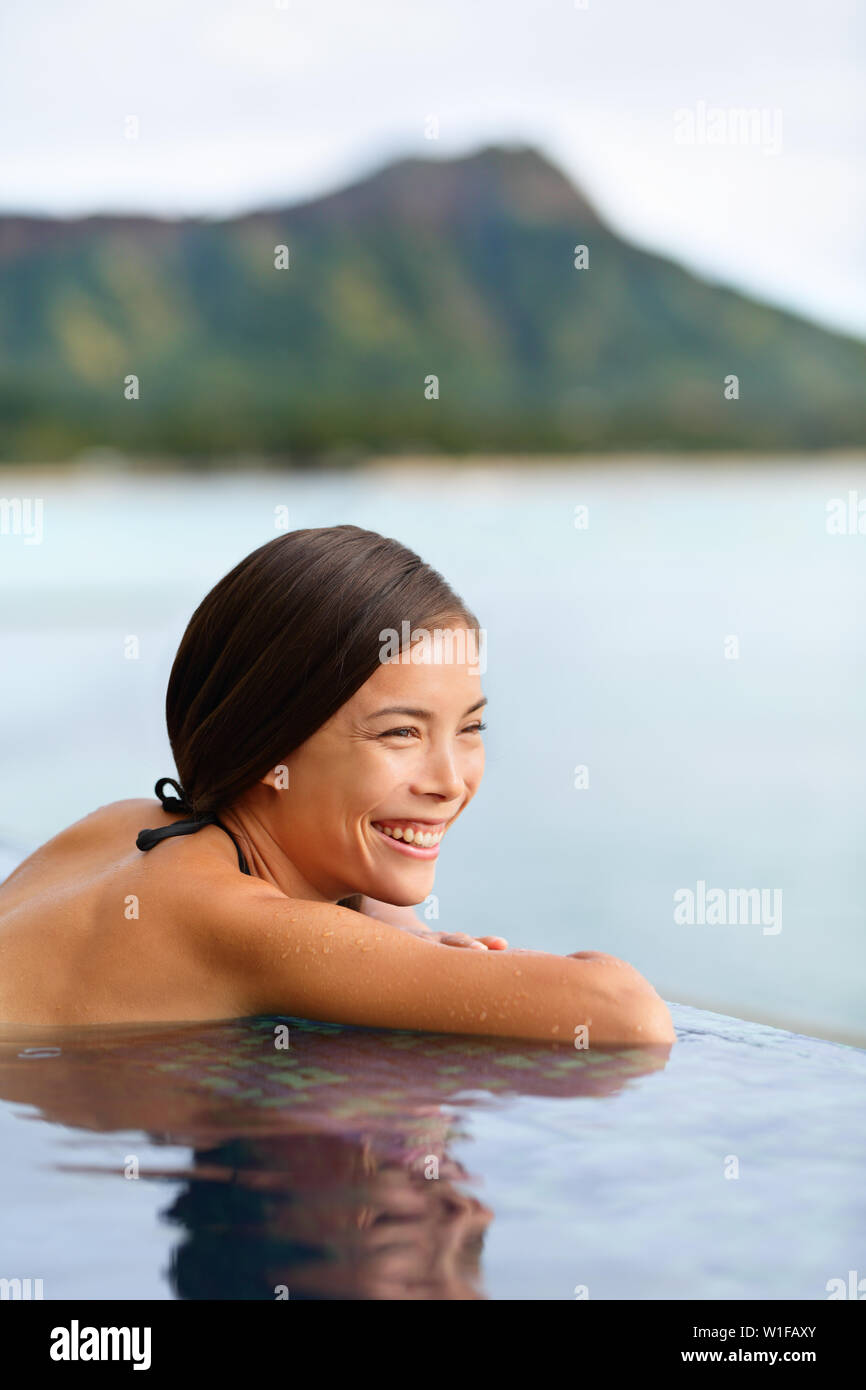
[479,1011,487,1021]
[18,1047,61,1059]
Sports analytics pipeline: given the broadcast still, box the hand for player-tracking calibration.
[439,932,508,951]
[401,926,509,951]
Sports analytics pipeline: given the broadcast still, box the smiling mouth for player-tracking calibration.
[370,819,446,858]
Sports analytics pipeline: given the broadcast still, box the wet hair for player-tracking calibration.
[165,525,480,903]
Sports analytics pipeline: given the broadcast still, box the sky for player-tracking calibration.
[1,0,863,338]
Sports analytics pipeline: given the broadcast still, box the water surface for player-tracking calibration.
[1,1004,863,1300]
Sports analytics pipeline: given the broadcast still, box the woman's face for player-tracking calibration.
[271,627,486,905]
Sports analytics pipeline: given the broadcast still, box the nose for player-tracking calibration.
[412,741,466,803]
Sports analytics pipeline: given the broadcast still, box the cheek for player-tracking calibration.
[466,745,485,788]
[277,754,347,835]
[321,747,396,823]
[357,743,408,792]
[288,737,368,801]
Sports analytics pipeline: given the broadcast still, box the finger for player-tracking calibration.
[477,936,508,949]
[439,934,488,950]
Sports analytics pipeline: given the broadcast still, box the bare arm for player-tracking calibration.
[205,893,675,1046]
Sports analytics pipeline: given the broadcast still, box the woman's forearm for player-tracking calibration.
[238,903,675,1046]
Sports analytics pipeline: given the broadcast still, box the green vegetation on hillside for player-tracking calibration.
[0,146,863,462]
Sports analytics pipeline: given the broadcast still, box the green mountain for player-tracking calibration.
[0,144,863,461]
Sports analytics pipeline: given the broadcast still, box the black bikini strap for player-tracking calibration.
[214,818,251,876]
[136,780,251,875]
[135,816,218,852]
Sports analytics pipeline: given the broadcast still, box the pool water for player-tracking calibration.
[1,1003,863,1300]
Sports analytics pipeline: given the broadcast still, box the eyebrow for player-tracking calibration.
[369,697,488,720]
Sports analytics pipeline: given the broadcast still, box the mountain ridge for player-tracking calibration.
[0,145,862,460]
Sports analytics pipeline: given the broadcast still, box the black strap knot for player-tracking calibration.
[154,776,194,815]
[136,777,217,854]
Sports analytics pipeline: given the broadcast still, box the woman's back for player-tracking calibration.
[0,800,258,1025]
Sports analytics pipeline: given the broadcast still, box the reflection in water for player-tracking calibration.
[165,1131,491,1300]
[0,1018,670,1300]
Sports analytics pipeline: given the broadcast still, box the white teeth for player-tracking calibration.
[374,823,443,847]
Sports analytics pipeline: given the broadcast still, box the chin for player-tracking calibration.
[376,875,433,907]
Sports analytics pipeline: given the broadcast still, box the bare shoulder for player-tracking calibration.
[84,797,173,836]
[27,798,168,856]
[0,799,159,892]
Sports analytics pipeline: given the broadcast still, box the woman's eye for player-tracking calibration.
[379,722,487,739]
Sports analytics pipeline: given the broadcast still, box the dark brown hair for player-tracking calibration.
[165,525,479,902]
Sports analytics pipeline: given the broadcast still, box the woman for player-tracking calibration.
[0,525,674,1045]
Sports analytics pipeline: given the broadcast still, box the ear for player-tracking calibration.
[260,763,291,793]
